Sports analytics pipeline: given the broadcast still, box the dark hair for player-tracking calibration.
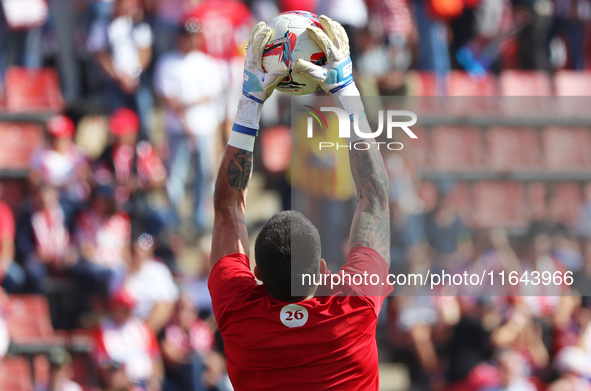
[255,211,321,302]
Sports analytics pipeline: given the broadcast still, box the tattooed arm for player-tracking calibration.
[348,141,391,265]
[210,146,253,267]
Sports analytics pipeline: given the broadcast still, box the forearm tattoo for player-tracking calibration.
[227,149,253,191]
[349,142,390,262]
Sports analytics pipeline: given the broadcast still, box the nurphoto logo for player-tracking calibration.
[304,107,418,150]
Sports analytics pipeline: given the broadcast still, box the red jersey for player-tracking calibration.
[186,0,253,60]
[208,246,392,390]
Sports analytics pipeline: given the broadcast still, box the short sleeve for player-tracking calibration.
[87,20,109,53]
[0,203,15,240]
[208,253,257,325]
[133,23,152,49]
[340,247,393,315]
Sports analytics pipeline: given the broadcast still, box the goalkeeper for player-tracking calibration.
[208,16,392,390]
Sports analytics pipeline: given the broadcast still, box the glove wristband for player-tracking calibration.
[234,96,263,130]
[331,82,373,141]
[331,82,364,116]
[228,130,256,152]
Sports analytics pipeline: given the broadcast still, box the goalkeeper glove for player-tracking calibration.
[231,21,288,151]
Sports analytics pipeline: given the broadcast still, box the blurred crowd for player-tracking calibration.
[0,0,591,390]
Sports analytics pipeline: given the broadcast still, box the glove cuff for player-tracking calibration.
[228,131,256,152]
[234,96,264,130]
[332,82,364,115]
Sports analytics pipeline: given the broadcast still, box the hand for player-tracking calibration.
[118,73,139,94]
[241,21,288,103]
[293,15,353,95]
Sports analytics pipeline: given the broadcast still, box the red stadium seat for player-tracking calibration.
[260,125,291,174]
[499,71,552,96]
[0,356,33,391]
[527,182,547,221]
[473,181,528,228]
[33,354,50,389]
[0,123,44,171]
[430,126,484,170]
[554,71,591,96]
[5,295,56,344]
[403,126,429,168]
[486,127,541,170]
[542,127,591,170]
[0,179,27,212]
[5,67,64,113]
[447,71,499,115]
[550,182,583,226]
[448,71,498,96]
[407,71,439,96]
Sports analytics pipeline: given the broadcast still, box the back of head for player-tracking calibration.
[255,211,321,301]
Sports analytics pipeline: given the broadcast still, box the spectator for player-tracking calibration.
[551,224,583,272]
[424,181,469,271]
[117,232,178,334]
[73,185,130,295]
[385,150,424,269]
[520,227,567,317]
[154,22,224,232]
[0,192,25,293]
[484,349,538,391]
[412,0,452,93]
[461,228,521,296]
[99,360,135,391]
[549,346,591,390]
[94,108,167,232]
[30,115,91,228]
[38,348,84,391]
[514,0,554,71]
[161,295,230,391]
[87,0,154,137]
[93,289,163,390]
[17,185,75,294]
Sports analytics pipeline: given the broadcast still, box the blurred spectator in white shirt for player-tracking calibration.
[115,232,179,334]
[30,115,91,226]
[87,0,154,138]
[93,288,163,390]
[18,185,76,294]
[154,23,224,232]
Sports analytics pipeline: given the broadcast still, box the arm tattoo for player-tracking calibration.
[227,150,253,191]
[236,218,247,225]
[349,142,390,263]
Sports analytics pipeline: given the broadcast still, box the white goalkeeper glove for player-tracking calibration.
[293,16,356,97]
[233,22,288,137]
[293,15,366,139]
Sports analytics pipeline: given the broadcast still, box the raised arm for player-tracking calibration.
[210,22,287,268]
[210,146,253,265]
[294,16,390,264]
[348,142,390,263]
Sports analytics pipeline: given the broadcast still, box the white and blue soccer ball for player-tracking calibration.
[262,11,327,96]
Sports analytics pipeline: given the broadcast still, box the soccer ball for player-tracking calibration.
[262,11,327,95]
